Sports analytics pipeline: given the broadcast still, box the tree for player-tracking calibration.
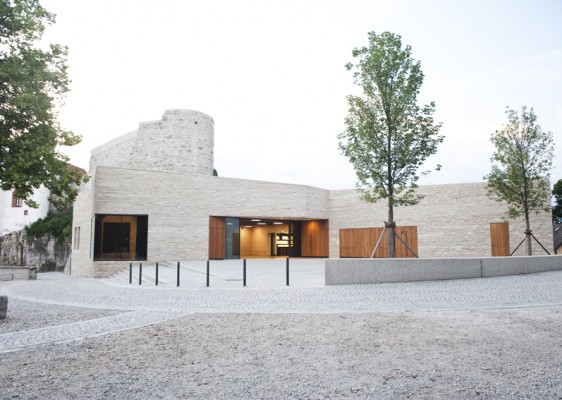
[552,179,562,223]
[485,106,554,255]
[338,31,443,257]
[0,0,87,210]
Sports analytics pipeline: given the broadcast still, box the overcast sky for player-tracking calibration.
[41,0,562,189]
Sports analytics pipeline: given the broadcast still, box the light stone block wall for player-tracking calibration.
[73,166,330,277]
[73,108,555,277]
[328,183,552,258]
[70,180,95,277]
[73,167,553,277]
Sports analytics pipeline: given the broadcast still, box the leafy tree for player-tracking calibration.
[0,0,87,210]
[552,179,562,223]
[485,106,554,255]
[338,31,443,257]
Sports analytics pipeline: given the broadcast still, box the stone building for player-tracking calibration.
[71,109,553,277]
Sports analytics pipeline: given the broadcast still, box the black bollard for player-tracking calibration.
[286,257,289,286]
[139,263,143,285]
[243,259,247,287]
[129,263,132,284]
[177,261,180,287]
[155,262,159,286]
[206,260,210,287]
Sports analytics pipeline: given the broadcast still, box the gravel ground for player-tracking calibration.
[1,304,561,399]
[0,299,124,334]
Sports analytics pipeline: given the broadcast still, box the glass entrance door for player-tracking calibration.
[225,217,240,259]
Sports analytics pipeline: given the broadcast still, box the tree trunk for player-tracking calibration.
[387,203,396,258]
[525,212,532,256]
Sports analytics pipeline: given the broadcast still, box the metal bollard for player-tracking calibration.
[286,257,289,286]
[129,263,132,284]
[177,261,180,287]
[206,260,210,287]
[243,259,247,287]
[139,263,143,285]
[155,262,159,286]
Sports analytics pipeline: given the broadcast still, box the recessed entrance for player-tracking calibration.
[93,214,148,261]
[239,218,299,258]
[208,217,328,259]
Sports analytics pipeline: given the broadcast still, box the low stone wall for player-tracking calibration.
[0,266,36,280]
[325,255,562,285]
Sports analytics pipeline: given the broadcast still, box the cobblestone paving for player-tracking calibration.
[1,259,562,353]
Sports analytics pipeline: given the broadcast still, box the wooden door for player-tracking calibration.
[209,216,226,259]
[100,215,137,260]
[301,220,329,257]
[490,222,510,256]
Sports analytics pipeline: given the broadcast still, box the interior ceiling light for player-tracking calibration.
[257,222,267,225]
[251,219,261,222]
[244,225,253,228]
[273,222,283,225]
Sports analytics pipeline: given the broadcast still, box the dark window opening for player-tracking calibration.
[93,214,148,261]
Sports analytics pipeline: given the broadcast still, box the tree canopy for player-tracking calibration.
[485,106,554,255]
[338,31,443,257]
[0,0,86,210]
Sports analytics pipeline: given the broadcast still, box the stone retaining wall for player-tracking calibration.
[0,230,70,279]
[325,255,562,285]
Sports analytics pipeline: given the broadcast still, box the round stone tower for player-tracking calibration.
[128,109,214,175]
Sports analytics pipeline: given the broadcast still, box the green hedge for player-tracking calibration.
[25,209,73,245]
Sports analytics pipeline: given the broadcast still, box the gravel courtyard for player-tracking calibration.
[1,263,561,399]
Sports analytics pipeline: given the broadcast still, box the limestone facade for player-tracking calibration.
[71,109,554,277]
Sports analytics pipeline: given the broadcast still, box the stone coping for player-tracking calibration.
[325,255,562,285]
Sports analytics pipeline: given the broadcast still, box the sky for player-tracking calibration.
[40,0,562,190]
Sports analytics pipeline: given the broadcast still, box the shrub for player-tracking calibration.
[25,209,73,245]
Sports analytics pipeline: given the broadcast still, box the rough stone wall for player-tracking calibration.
[88,110,214,178]
[129,110,214,176]
[0,230,26,266]
[0,230,71,276]
[88,130,137,176]
[26,235,70,273]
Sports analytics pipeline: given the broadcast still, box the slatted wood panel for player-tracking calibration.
[395,226,418,258]
[208,216,226,259]
[339,226,418,258]
[490,222,510,256]
[301,220,329,257]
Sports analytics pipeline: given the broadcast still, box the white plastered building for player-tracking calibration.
[71,109,553,277]
[0,186,50,236]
